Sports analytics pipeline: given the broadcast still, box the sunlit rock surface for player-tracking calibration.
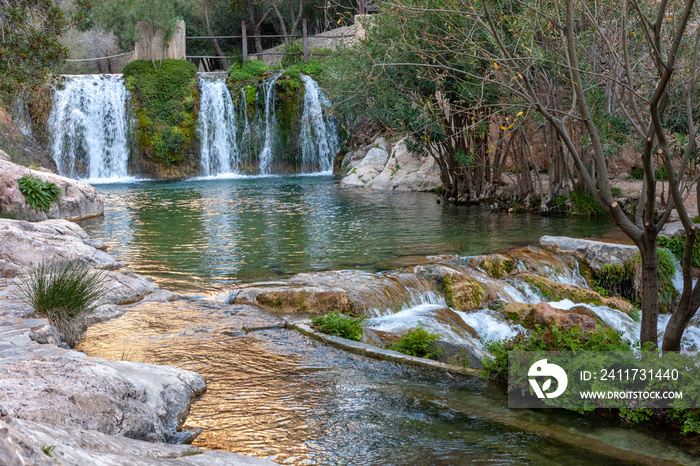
[0,158,104,222]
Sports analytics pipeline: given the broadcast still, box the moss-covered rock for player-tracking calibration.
[123,59,199,178]
[473,254,515,279]
[502,302,601,332]
[519,273,633,314]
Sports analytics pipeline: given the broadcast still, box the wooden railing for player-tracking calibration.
[186,19,355,63]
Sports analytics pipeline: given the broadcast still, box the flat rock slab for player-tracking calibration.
[0,316,205,444]
[540,235,638,270]
[1,417,276,465]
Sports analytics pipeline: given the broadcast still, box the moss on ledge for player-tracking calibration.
[123,59,199,175]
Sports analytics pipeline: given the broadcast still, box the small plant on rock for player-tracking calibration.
[310,311,364,341]
[16,259,110,346]
[18,175,60,212]
[390,323,444,360]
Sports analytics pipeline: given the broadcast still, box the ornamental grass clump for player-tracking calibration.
[16,259,110,346]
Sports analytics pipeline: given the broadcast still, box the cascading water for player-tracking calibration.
[300,75,339,174]
[48,74,130,181]
[195,73,339,177]
[197,74,241,176]
[257,73,281,175]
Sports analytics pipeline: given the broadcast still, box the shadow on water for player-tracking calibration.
[79,176,617,294]
[78,300,697,465]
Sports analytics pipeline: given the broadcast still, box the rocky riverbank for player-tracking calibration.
[0,217,274,465]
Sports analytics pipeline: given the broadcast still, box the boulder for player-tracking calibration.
[539,236,638,270]
[518,273,634,314]
[0,353,206,444]
[340,138,442,192]
[503,302,599,332]
[366,139,441,192]
[234,285,354,314]
[0,219,118,277]
[0,149,10,162]
[0,159,104,222]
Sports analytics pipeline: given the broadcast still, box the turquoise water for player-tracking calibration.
[80,175,615,293]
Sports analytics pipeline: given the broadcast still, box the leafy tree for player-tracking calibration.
[340,0,700,350]
[0,0,90,92]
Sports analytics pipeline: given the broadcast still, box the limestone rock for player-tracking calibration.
[234,285,353,314]
[540,236,638,270]
[0,149,11,162]
[0,353,205,444]
[0,159,104,222]
[659,221,700,239]
[29,323,61,345]
[0,417,275,465]
[503,302,599,332]
[0,218,118,277]
[340,138,441,192]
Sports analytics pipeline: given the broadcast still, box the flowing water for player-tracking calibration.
[300,75,339,174]
[48,75,131,182]
[75,176,700,464]
[198,74,242,176]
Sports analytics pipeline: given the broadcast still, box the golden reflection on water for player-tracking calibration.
[78,300,682,465]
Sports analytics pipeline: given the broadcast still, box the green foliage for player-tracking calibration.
[310,311,364,341]
[629,167,644,180]
[280,41,304,68]
[15,259,110,346]
[123,59,197,165]
[657,235,700,268]
[41,445,56,457]
[593,262,636,302]
[568,185,605,217]
[228,60,269,83]
[17,175,60,212]
[482,325,629,380]
[282,60,325,82]
[670,409,700,435]
[0,0,90,92]
[390,323,444,360]
[86,0,182,51]
[610,187,622,197]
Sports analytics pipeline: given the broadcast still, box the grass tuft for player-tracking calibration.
[310,311,364,341]
[390,323,444,360]
[16,259,110,346]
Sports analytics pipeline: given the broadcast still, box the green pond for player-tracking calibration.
[77,175,700,465]
[79,175,617,294]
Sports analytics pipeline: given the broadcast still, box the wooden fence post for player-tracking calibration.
[242,21,248,61]
[302,20,308,63]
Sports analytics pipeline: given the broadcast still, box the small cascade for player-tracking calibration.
[258,73,281,175]
[300,75,339,174]
[456,310,525,345]
[198,75,241,176]
[48,74,130,181]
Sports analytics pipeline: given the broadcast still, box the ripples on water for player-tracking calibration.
[78,300,689,465]
[78,176,615,293]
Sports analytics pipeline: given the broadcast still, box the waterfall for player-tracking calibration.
[198,75,241,176]
[258,73,281,175]
[48,74,130,181]
[300,75,339,174]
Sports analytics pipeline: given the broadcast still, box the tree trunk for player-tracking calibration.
[204,0,227,70]
[639,239,661,347]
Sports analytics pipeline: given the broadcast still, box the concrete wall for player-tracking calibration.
[134,20,186,61]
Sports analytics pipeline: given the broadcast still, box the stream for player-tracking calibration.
[76,176,699,464]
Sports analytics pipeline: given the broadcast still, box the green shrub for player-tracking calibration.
[15,259,110,346]
[629,167,644,180]
[610,187,622,197]
[568,185,605,217]
[390,323,444,360]
[228,59,269,82]
[482,325,629,380]
[658,235,700,268]
[310,311,364,341]
[18,175,60,212]
[280,41,304,68]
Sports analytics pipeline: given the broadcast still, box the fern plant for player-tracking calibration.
[18,175,60,212]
